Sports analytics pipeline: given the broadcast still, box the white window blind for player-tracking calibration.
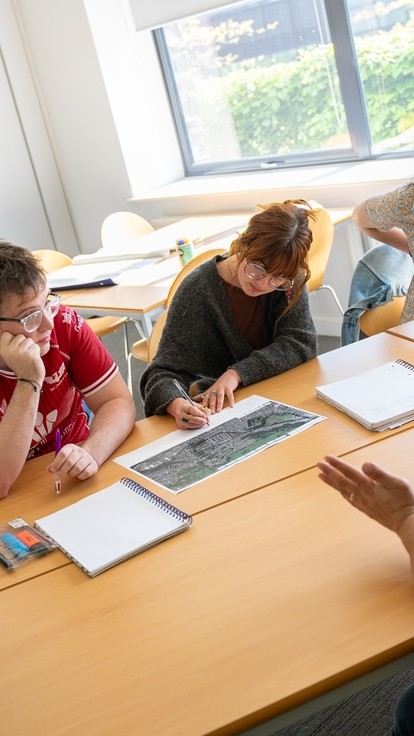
[128,0,241,31]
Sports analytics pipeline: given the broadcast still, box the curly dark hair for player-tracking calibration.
[0,241,46,309]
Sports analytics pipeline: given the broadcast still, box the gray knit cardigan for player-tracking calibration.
[140,255,317,416]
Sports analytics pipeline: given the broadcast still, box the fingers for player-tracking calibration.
[318,456,360,486]
[205,390,222,413]
[317,455,368,504]
[198,389,231,413]
[177,403,210,430]
[49,445,98,480]
[361,462,410,490]
[0,332,44,379]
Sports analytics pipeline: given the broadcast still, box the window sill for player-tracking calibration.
[130,158,413,212]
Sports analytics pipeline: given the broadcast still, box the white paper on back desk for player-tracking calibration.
[34,478,192,576]
[47,258,161,289]
[71,239,170,264]
[316,358,414,430]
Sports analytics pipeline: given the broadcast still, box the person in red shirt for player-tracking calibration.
[0,241,136,498]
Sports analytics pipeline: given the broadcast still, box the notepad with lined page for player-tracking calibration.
[315,359,414,431]
[34,478,192,576]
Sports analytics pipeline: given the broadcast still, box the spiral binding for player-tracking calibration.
[120,477,192,525]
[395,359,414,371]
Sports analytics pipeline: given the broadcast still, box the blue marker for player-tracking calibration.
[0,533,30,559]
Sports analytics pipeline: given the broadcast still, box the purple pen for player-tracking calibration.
[54,429,62,494]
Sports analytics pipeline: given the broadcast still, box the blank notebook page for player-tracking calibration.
[35,480,191,575]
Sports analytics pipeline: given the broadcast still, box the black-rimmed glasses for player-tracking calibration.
[0,293,61,333]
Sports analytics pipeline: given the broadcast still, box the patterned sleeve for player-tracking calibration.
[365,180,414,236]
[55,306,118,398]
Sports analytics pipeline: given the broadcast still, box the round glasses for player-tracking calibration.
[0,293,61,334]
[244,261,294,291]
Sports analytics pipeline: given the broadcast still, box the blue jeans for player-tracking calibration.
[341,244,413,346]
[392,684,414,736]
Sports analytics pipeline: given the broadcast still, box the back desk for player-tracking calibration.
[2,330,414,591]
[2,429,414,736]
[60,208,354,339]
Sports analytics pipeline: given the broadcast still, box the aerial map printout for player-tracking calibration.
[115,395,325,494]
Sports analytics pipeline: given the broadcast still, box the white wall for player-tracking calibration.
[9,0,135,252]
[83,0,182,198]
[0,0,79,250]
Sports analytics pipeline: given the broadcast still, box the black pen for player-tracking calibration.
[172,379,210,425]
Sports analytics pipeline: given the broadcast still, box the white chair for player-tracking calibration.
[100,211,154,249]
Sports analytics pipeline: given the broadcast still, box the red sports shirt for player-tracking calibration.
[0,305,118,458]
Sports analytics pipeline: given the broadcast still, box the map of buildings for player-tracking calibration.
[130,400,324,493]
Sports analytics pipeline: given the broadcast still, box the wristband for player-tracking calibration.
[18,377,43,393]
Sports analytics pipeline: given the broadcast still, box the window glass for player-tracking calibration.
[347,0,414,155]
[155,0,414,172]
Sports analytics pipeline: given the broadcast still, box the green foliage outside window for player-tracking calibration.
[189,22,414,158]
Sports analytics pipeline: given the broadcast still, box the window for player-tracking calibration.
[153,0,414,174]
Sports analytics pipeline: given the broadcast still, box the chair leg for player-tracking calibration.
[127,352,133,394]
[122,320,130,364]
[318,285,344,315]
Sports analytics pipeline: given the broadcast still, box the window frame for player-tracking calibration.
[153,0,412,176]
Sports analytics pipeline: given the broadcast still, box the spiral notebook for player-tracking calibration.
[34,478,192,577]
[315,359,414,431]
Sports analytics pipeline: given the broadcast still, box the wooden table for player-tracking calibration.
[388,319,414,342]
[60,209,353,339]
[2,329,414,591]
[59,214,251,339]
[93,332,414,515]
[2,430,414,735]
[2,326,414,734]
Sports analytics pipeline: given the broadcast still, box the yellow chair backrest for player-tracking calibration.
[148,310,168,362]
[100,211,154,249]
[32,249,72,273]
[359,297,406,337]
[306,208,335,293]
[141,247,228,364]
[167,247,228,306]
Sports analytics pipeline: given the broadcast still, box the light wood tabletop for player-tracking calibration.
[388,319,414,342]
[2,329,414,591]
[1,429,414,736]
[98,331,414,515]
[0,450,127,590]
[61,282,168,315]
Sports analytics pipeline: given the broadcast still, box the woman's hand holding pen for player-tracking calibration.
[167,398,211,430]
[47,443,99,482]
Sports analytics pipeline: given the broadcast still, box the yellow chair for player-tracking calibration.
[147,310,168,362]
[100,211,154,249]
[33,249,129,355]
[32,248,72,272]
[126,247,228,388]
[166,248,228,306]
[307,207,344,315]
[359,296,406,337]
